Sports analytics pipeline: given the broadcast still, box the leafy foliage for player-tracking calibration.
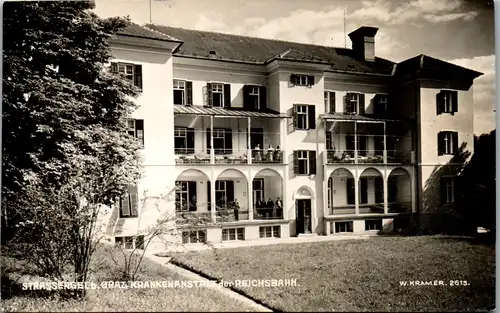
[2,0,143,297]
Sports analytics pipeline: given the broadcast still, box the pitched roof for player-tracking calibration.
[395,54,483,80]
[146,24,396,76]
[117,22,181,42]
[173,105,288,118]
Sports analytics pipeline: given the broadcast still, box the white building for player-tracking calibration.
[104,23,482,249]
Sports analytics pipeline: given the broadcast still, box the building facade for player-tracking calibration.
[104,24,482,249]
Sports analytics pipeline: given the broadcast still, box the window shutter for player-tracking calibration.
[226,181,234,203]
[452,91,458,113]
[293,104,298,129]
[207,181,211,211]
[308,75,315,86]
[260,86,267,110]
[135,119,144,146]
[120,194,131,217]
[130,185,138,216]
[290,74,296,85]
[187,128,195,154]
[188,181,197,211]
[186,81,193,105]
[452,132,458,154]
[309,150,317,175]
[206,128,211,149]
[133,65,142,90]
[437,132,444,156]
[436,91,443,115]
[329,92,336,113]
[243,85,251,109]
[308,105,316,129]
[293,150,299,175]
[207,83,213,106]
[224,129,232,154]
[440,177,447,204]
[111,62,118,74]
[223,84,231,108]
[358,94,365,115]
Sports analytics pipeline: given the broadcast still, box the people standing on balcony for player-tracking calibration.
[274,146,281,162]
[255,144,262,162]
[267,144,274,162]
[233,198,240,221]
[275,197,283,218]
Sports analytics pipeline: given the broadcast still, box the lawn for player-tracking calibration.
[172,236,495,312]
[1,244,256,312]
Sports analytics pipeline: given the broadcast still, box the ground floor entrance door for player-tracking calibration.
[296,199,312,234]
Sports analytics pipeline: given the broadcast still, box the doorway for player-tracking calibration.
[296,199,312,234]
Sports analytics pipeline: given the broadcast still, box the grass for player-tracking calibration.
[1,244,255,312]
[172,236,495,312]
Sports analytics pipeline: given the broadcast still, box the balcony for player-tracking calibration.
[175,168,285,225]
[326,167,413,216]
[325,149,413,165]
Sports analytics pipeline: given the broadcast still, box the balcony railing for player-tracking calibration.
[175,148,284,165]
[325,150,414,165]
[330,205,355,215]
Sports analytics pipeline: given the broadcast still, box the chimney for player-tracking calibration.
[348,26,379,62]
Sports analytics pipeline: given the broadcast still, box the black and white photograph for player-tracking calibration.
[1,0,496,311]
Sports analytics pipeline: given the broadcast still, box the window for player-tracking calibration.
[359,177,368,204]
[441,176,455,204]
[374,94,388,116]
[327,177,333,209]
[174,127,194,154]
[222,228,245,241]
[259,226,280,238]
[115,235,144,250]
[111,62,142,89]
[293,104,316,130]
[207,83,231,108]
[126,119,145,146]
[437,131,458,155]
[293,150,316,175]
[244,85,267,110]
[173,80,193,105]
[436,90,458,115]
[211,83,224,107]
[325,131,334,150]
[252,178,264,204]
[365,219,382,231]
[290,74,314,87]
[324,91,336,113]
[120,185,138,218]
[175,181,197,212]
[335,221,353,233]
[182,230,207,244]
[215,180,227,209]
[345,93,365,115]
[207,128,233,155]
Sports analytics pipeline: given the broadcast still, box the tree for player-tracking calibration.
[3,0,142,296]
[456,130,496,235]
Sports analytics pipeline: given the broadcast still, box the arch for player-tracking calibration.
[175,168,210,181]
[388,167,410,177]
[293,185,314,200]
[387,167,412,213]
[253,168,283,180]
[329,167,354,179]
[359,167,383,178]
[216,168,247,181]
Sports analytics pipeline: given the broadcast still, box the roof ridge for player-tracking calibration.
[138,23,180,41]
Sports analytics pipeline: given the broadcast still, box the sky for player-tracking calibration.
[94,0,496,135]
